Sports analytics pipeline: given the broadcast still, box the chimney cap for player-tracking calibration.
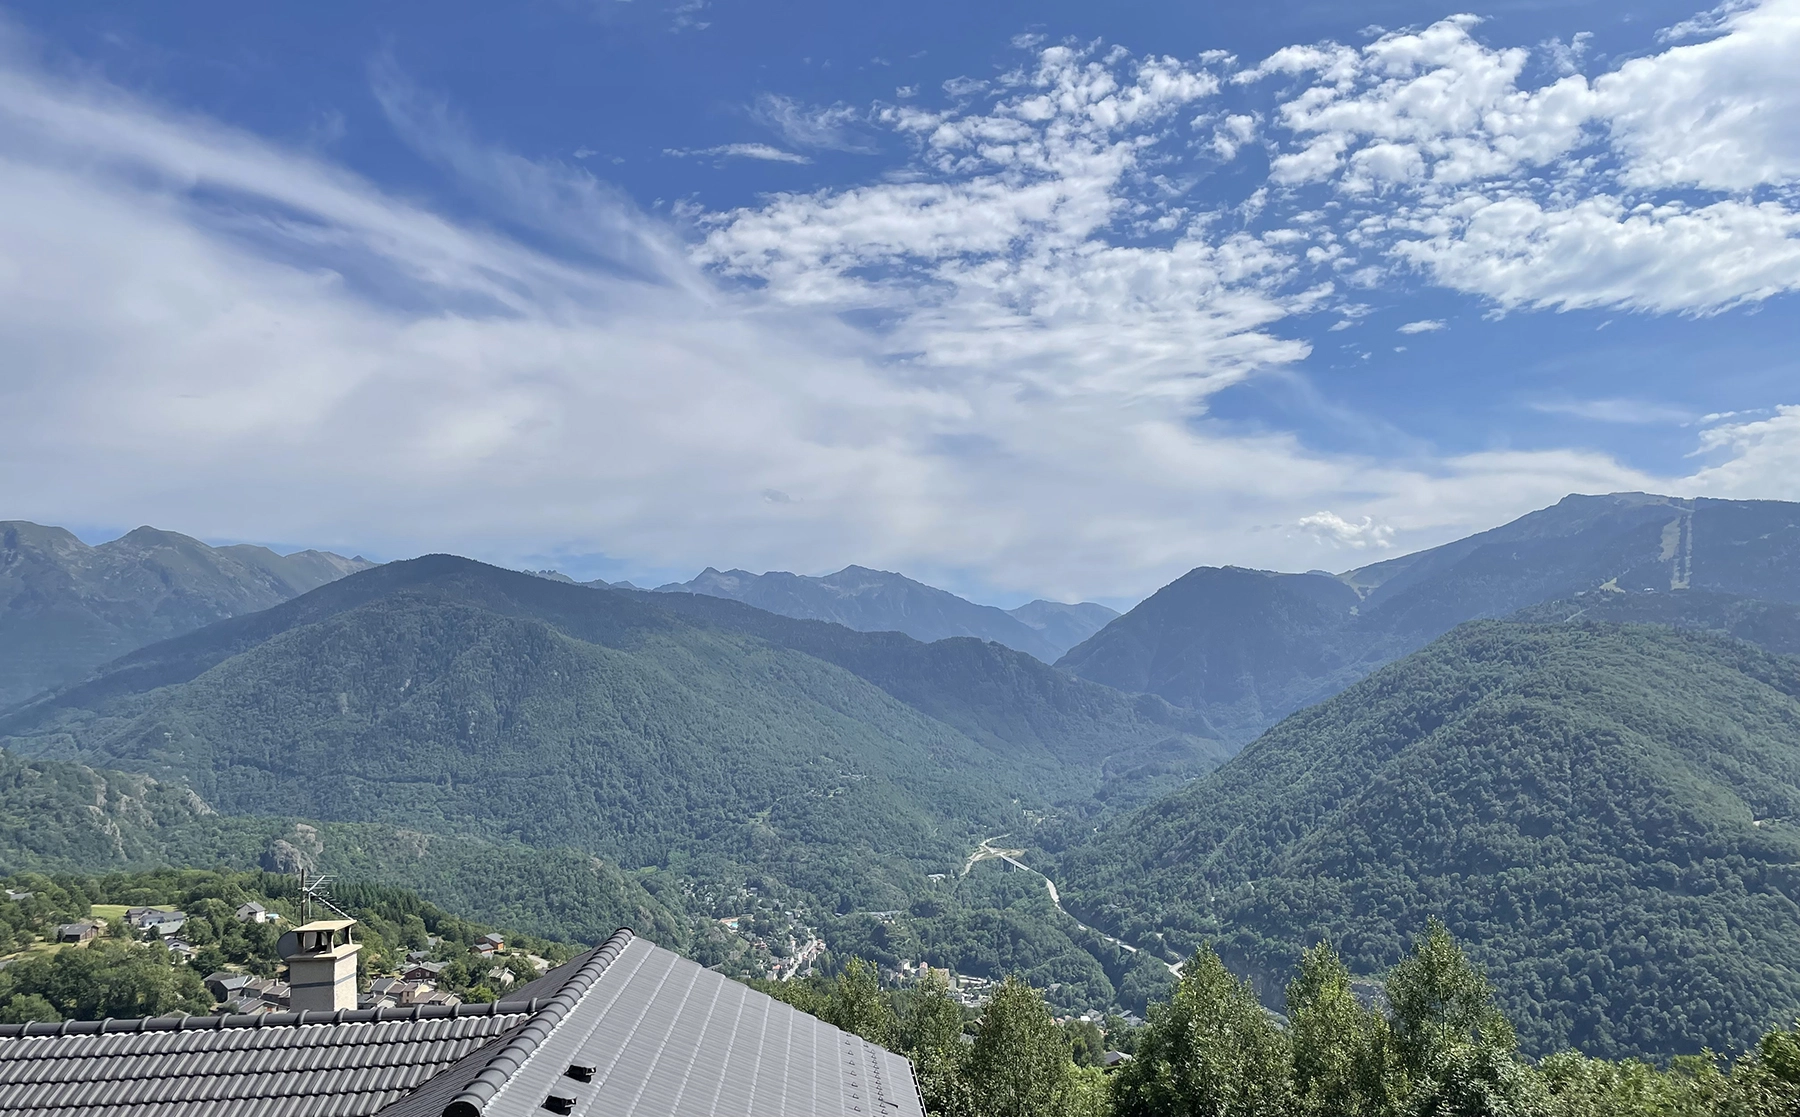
[292,919,356,933]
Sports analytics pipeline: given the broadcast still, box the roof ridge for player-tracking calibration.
[442,927,635,1117]
[0,997,541,1040]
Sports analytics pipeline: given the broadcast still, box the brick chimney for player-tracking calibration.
[278,919,360,1012]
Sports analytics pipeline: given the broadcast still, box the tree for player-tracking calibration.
[1112,945,1291,1117]
[827,958,898,1047]
[903,973,972,1117]
[1384,920,1540,1117]
[966,975,1074,1117]
[1287,943,1402,1117]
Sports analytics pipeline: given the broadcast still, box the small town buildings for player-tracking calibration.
[402,960,449,982]
[56,920,99,943]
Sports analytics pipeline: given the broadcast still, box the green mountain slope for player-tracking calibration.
[0,749,687,949]
[1060,493,1800,744]
[1056,621,1800,1059]
[655,564,1077,660]
[0,521,371,706]
[0,556,1196,908]
[625,588,1226,804]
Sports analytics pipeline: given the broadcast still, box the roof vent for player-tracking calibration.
[541,1096,576,1114]
[565,1065,596,1083]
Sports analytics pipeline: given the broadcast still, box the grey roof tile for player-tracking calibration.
[0,930,925,1117]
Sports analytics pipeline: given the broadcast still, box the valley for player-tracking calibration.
[3,492,1800,1062]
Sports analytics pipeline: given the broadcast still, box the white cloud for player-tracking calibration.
[1246,0,1800,314]
[750,93,876,153]
[1296,511,1395,549]
[1530,398,1694,424]
[665,142,812,163]
[0,21,1793,602]
[1396,318,1444,333]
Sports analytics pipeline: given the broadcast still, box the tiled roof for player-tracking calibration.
[0,1008,530,1117]
[0,930,925,1117]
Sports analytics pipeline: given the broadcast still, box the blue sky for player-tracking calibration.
[0,0,1796,605]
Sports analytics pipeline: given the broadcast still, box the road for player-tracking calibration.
[964,836,1181,975]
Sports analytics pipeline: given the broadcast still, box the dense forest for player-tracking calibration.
[761,920,1800,1117]
[1057,621,1800,1059]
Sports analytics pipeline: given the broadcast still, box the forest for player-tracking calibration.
[768,920,1800,1117]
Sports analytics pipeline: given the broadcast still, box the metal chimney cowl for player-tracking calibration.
[278,919,361,1013]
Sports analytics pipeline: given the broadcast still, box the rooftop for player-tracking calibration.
[0,929,924,1117]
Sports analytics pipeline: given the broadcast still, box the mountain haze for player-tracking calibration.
[0,521,371,706]
[1058,619,1800,1059]
[1060,493,1800,742]
[0,557,1209,909]
[655,565,1115,661]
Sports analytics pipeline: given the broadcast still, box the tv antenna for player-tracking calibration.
[297,869,353,924]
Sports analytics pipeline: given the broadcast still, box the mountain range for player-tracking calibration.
[6,492,1800,1058]
[654,565,1118,662]
[0,522,370,707]
[1059,493,1800,743]
[0,556,1220,912]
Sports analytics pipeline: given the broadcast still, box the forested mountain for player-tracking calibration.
[1060,493,1800,743]
[0,521,370,706]
[655,565,1115,661]
[1055,620,1800,1059]
[0,557,1211,911]
[0,749,687,948]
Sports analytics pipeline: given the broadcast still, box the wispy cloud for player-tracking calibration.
[665,143,811,164]
[749,93,876,154]
[1396,319,1445,334]
[1530,398,1695,424]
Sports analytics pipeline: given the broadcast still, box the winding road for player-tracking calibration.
[965,836,1181,976]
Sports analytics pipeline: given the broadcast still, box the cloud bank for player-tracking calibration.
[0,4,1796,600]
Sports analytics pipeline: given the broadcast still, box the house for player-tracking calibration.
[124,907,158,928]
[4,889,31,902]
[143,910,188,935]
[56,920,99,944]
[236,902,281,924]
[205,972,251,1001]
[486,965,517,988]
[0,927,926,1117]
[402,960,448,982]
[479,933,504,951]
[164,938,198,961]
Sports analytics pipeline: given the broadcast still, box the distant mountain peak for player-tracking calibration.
[652,566,1118,661]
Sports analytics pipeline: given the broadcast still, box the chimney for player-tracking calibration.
[278,918,361,1012]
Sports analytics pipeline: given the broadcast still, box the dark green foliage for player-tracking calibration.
[967,974,1076,1117]
[0,556,1203,908]
[0,749,688,950]
[1058,622,1800,1059]
[627,588,1227,804]
[1111,945,1291,1117]
[0,938,211,1022]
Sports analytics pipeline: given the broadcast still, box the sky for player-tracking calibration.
[0,0,1795,607]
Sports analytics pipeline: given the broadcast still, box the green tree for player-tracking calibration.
[1112,945,1291,1117]
[1538,1051,1726,1117]
[966,975,1073,1117]
[903,973,972,1117]
[1384,920,1540,1117]
[1731,1023,1800,1117]
[1288,943,1402,1117]
[827,958,899,1047]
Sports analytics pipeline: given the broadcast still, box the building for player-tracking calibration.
[0,927,925,1117]
[56,920,99,944]
[402,960,449,983]
[236,901,282,924]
